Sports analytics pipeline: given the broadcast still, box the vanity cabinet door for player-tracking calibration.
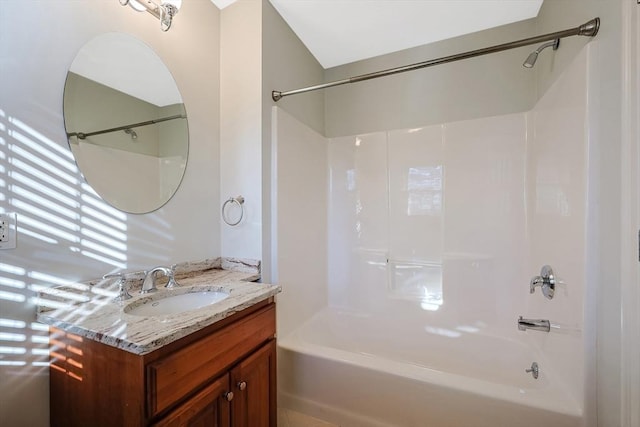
[230,340,277,427]
[147,304,276,417]
[153,374,231,427]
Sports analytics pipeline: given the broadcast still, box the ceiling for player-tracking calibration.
[212,0,544,69]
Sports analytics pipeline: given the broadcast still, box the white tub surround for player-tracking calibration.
[275,45,590,427]
[36,258,281,355]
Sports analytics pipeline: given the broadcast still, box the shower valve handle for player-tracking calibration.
[530,265,555,299]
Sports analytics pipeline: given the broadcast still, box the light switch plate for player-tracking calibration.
[0,212,17,250]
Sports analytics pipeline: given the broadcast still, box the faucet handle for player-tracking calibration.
[529,265,555,299]
[103,272,132,302]
[165,264,179,289]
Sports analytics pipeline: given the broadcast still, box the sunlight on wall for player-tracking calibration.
[0,108,128,372]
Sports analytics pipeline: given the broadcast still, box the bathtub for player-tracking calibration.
[278,307,583,427]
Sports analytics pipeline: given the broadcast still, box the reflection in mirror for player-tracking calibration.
[63,33,188,214]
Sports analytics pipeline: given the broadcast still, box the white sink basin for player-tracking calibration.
[125,291,229,317]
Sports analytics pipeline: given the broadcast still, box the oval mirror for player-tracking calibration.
[63,33,188,214]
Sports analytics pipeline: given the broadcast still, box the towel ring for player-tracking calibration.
[222,196,245,226]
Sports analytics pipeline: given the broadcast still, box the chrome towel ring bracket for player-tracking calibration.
[222,196,245,226]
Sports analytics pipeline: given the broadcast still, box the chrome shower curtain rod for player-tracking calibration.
[66,114,186,140]
[272,17,600,102]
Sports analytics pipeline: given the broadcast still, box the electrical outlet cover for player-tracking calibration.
[0,213,17,250]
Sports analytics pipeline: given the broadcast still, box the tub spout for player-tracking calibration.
[517,316,550,332]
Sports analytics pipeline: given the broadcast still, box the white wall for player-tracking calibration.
[0,1,220,425]
[620,5,640,427]
[220,0,263,261]
[262,0,325,283]
[323,18,538,138]
[272,107,327,339]
[262,0,325,137]
[219,0,325,282]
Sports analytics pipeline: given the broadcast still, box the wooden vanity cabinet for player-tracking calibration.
[155,340,276,427]
[229,339,277,427]
[50,300,276,427]
[153,373,231,427]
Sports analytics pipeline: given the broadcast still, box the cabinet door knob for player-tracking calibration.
[237,381,247,391]
[223,391,234,402]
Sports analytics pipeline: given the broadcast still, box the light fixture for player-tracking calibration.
[119,0,182,32]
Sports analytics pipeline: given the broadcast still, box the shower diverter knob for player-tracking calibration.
[525,362,539,379]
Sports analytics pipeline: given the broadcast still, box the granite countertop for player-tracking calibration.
[36,258,281,355]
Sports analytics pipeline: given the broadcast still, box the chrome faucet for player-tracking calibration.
[517,316,551,332]
[141,265,178,294]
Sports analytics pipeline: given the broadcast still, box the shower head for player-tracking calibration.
[124,128,138,140]
[523,51,540,69]
[523,39,560,68]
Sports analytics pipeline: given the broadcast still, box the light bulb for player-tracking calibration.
[128,0,147,12]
